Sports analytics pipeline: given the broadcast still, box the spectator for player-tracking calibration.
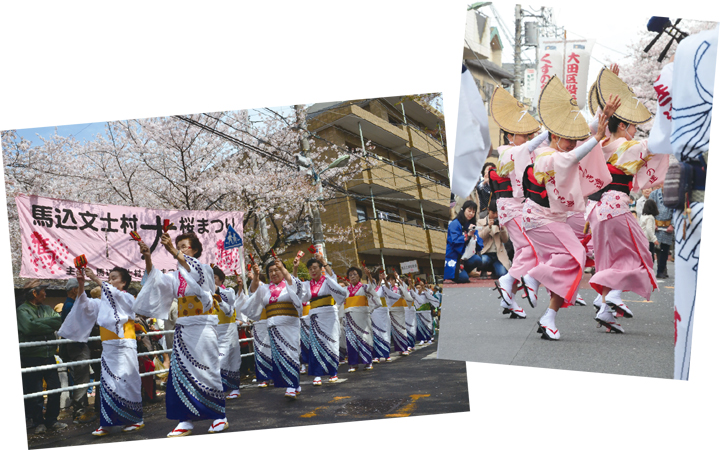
[59,278,97,424]
[649,187,673,278]
[477,201,510,279]
[476,162,496,218]
[635,188,652,221]
[640,199,660,265]
[444,200,483,283]
[18,280,68,434]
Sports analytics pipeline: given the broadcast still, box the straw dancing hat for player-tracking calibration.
[587,81,604,116]
[538,75,591,140]
[490,86,541,135]
[596,67,652,124]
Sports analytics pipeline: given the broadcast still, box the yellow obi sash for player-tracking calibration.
[310,296,335,310]
[392,298,408,307]
[345,295,369,308]
[265,302,299,319]
[100,320,136,341]
[260,308,268,320]
[212,294,237,324]
[178,295,214,318]
[302,304,311,316]
[379,297,388,307]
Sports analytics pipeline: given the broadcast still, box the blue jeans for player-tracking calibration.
[454,255,483,283]
[479,253,508,278]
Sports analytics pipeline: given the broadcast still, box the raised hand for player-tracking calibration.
[138,241,151,258]
[610,63,620,76]
[595,112,610,142]
[603,94,622,118]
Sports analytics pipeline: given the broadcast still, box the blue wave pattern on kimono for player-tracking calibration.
[253,331,273,382]
[166,326,225,421]
[415,312,433,342]
[390,314,409,352]
[371,321,390,359]
[268,325,300,388]
[99,374,142,427]
[220,368,241,391]
[300,319,311,364]
[308,314,339,376]
[345,314,373,365]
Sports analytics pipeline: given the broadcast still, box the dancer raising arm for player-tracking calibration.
[58,266,144,437]
[134,232,228,437]
[246,254,304,399]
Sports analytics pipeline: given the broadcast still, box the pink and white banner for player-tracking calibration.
[534,38,595,110]
[16,194,244,281]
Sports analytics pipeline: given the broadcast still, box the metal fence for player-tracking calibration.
[22,325,255,399]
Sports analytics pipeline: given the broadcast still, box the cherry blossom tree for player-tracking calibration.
[3,107,371,277]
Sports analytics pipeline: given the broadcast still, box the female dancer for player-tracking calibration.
[58,267,143,437]
[134,232,227,437]
[524,76,612,340]
[298,253,348,385]
[379,271,412,356]
[245,255,304,398]
[343,265,381,372]
[212,266,242,399]
[371,270,392,363]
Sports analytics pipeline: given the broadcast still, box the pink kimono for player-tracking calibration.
[495,144,539,279]
[522,144,610,304]
[588,138,670,299]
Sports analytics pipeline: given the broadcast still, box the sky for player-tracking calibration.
[2,2,720,450]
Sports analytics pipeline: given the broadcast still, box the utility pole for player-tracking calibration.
[514,4,523,100]
[294,104,325,258]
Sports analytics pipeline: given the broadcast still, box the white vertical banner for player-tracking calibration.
[534,38,594,109]
[564,39,595,110]
[524,68,537,101]
[534,38,564,107]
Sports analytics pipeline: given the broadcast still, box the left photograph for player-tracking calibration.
[3,95,465,449]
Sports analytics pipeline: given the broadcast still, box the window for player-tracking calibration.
[356,205,368,223]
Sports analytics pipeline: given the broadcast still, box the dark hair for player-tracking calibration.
[608,115,630,134]
[457,200,478,228]
[502,131,511,145]
[482,162,496,177]
[642,199,659,217]
[213,266,226,284]
[488,199,498,213]
[347,267,362,279]
[127,287,139,297]
[175,232,203,258]
[306,258,322,270]
[110,266,132,291]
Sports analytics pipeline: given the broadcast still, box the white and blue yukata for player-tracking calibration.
[134,256,225,422]
[299,274,348,377]
[58,283,142,428]
[215,286,242,392]
[343,280,381,366]
[371,285,392,360]
[238,284,274,383]
[648,26,717,380]
[243,278,304,389]
[412,287,439,343]
[381,282,412,353]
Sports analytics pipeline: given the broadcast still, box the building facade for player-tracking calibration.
[302,97,449,283]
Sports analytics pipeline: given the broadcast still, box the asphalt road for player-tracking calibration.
[437,263,676,379]
[28,341,468,448]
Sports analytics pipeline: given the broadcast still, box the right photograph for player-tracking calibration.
[440,4,717,380]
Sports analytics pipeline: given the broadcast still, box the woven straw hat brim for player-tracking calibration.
[490,86,541,135]
[596,67,652,124]
[538,75,591,140]
[588,82,604,115]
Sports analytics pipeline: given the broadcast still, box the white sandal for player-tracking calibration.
[122,422,144,433]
